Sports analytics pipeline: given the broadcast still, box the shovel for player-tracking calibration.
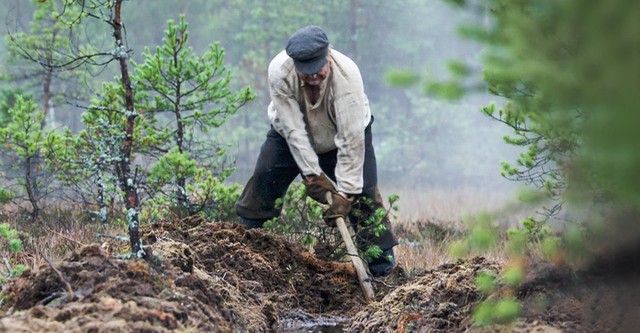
[326,193,375,302]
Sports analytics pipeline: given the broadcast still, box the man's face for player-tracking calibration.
[298,62,329,86]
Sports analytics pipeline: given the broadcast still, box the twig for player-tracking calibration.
[47,228,84,246]
[39,251,75,301]
[2,257,12,276]
[39,291,67,306]
[96,233,129,242]
[371,277,399,289]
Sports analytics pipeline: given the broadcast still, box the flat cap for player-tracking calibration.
[285,26,329,74]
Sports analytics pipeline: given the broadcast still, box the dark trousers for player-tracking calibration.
[235,120,398,251]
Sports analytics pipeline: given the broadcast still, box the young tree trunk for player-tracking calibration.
[112,0,143,257]
[175,89,188,210]
[24,155,40,221]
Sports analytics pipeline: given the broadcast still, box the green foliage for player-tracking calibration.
[539,235,560,260]
[49,82,127,224]
[424,80,465,100]
[455,0,640,216]
[363,245,383,263]
[505,229,527,257]
[0,86,11,200]
[8,238,22,254]
[473,297,521,326]
[0,88,32,127]
[4,0,88,126]
[144,166,242,222]
[446,60,470,77]
[0,95,43,159]
[564,224,587,263]
[472,301,493,326]
[442,1,640,327]
[148,149,198,185]
[475,270,497,295]
[449,213,499,258]
[0,94,58,218]
[504,214,553,259]
[362,203,391,238]
[133,16,254,217]
[449,239,471,258]
[469,226,495,251]
[0,224,18,241]
[0,189,13,204]
[502,265,525,288]
[0,223,27,283]
[133,16,254,137]
[520,216,550,239]
[199,176,242,222]
[44,15,253,226]
[355,195,399,262]
[385,69,420,88]
[265,183,399,262]
[492,298,521,324]
[264,183,336,250]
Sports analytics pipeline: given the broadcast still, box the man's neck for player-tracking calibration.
[304,85,321,105]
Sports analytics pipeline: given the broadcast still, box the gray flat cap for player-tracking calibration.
[285,26,329,74]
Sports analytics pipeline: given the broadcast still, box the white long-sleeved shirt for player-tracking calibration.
[267,49,371,194]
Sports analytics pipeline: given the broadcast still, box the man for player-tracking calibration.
[235,26,397,277]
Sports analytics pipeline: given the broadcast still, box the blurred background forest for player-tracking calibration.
[0,0,519,213]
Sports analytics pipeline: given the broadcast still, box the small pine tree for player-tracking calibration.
[133,16,254,219]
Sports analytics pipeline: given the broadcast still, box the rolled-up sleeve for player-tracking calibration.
[332,75,367,194]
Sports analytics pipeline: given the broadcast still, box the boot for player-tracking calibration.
[238,217,265,229]
[368,247,395,277]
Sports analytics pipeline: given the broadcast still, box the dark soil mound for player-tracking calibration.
[0,243,242,332]
[505,252,640,333]
[0,217,365,332]
[143,216,365,315]
[349,257,500,333]
[348,255,640,333]
[0,215,637,332]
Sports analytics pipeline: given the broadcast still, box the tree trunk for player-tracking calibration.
[112,0,143,257]
[175,94,188,211]
[24,156,40,221]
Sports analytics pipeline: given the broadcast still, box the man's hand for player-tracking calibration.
[324,192,354,227]
[302,173,335,204]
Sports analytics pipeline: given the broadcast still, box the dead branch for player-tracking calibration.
[47,228,84,246]
[96,233,129,242]
[39,251,75,301]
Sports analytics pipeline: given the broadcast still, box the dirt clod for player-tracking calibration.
[349,257,499,333]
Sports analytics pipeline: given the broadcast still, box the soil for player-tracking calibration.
[0,215,637,332]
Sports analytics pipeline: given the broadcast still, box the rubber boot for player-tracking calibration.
[238,217,265,229]
[368,247,395,277]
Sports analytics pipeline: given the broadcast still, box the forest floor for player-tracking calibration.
[0,215,637,332]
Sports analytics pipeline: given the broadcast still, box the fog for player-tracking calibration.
[2,0,522,218]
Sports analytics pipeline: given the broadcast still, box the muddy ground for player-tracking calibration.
[0,216,637,332]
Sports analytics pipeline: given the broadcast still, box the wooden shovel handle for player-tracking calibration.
[326,192,375,302]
